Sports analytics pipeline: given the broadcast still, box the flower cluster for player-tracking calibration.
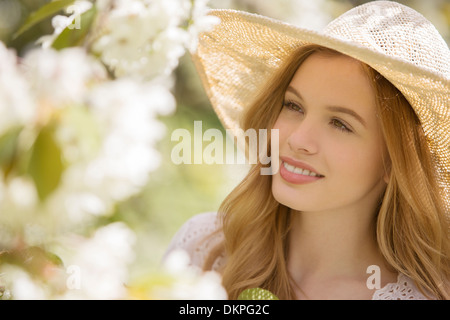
[40,0,219,80]
[0,0,219,299]
[130,249,227,300]
[1,222,135,299]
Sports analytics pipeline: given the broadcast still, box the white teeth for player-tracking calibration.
[283,162,320,177]
[293,167,302,174]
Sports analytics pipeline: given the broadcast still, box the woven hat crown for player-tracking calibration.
[323,1,450,77]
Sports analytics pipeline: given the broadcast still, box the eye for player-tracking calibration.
[283,100,303,113]
[330,118,352,133]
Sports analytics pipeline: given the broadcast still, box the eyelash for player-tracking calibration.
[283,99,303,113]
[282,100,353,133]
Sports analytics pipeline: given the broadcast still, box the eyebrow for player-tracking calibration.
[326,106,367,127]
[286,85,367,127]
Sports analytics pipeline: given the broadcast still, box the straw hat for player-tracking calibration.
[192,1,450,212]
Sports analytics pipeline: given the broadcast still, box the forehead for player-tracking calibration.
[290,52,371,89]
[287,53,377,115]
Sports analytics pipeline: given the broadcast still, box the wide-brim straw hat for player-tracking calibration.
[192,1,450,212]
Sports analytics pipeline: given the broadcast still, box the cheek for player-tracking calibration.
[332,140,386,181]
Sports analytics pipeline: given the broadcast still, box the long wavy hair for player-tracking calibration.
[204,44,450,300]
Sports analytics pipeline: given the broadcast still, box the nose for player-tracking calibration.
[286,118,319,155]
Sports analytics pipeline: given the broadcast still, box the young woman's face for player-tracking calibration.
[271,53,389,214]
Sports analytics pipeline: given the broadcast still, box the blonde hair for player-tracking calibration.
[204,44,450,300]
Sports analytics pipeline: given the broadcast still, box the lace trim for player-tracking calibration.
[372,273,429,300]
[162,212,225,271]
[164,212,431,300]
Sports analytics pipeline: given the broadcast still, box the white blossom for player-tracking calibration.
[187,0,221,53]
[58,222,136,299]
[153,249,228,299]
[0,0,222,300]
[21,47,106,109]
[92,0,190,79]
[0,44,176,228]
[0,175,40,239]
[47,78,176,224]
[0,42,35,135]
[0,266,47,300]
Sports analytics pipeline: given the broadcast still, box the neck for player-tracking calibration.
[286,206,397,299]
[288,208,379,277]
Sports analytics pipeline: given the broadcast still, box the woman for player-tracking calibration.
[164,1,450,299]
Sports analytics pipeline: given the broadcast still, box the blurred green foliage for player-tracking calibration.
[0,0,55,54]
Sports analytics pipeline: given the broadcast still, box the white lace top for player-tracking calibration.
[163,212,430,300]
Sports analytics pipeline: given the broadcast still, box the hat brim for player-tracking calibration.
[192,9,450,208]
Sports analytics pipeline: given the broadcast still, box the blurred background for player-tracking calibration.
[0,0,448,298]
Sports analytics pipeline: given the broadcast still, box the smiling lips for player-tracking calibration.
[279,157,324,184]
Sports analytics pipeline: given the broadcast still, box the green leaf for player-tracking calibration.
[51,6,97,50]
[238,288,279,300]
[13,0,77,40]
[0,126,23,179]
[28,125,65,202]
[0,246,63,277]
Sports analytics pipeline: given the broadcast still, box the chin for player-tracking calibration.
[271,181,305,211]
